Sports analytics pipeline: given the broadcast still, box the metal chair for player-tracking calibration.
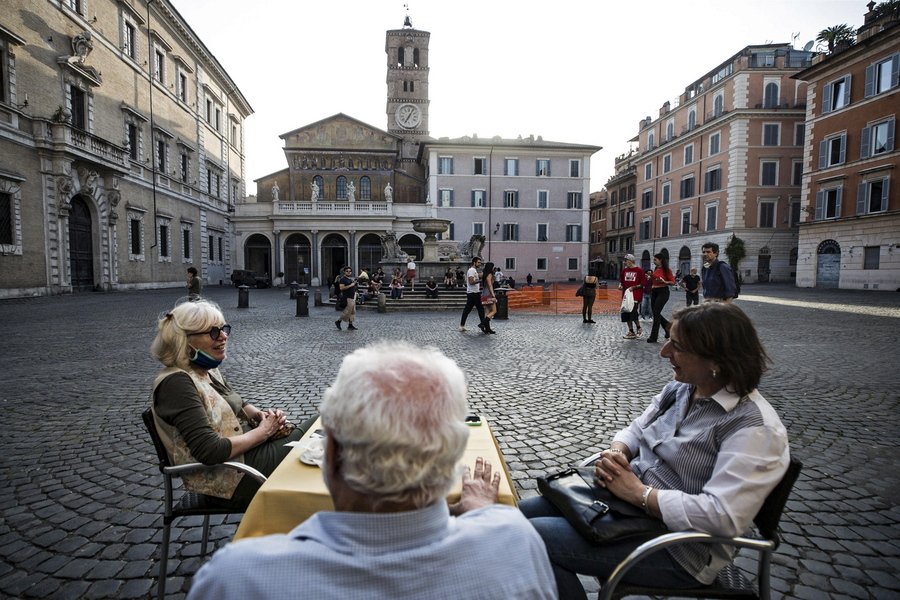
[579,453,802,600]
[141,408,267,599]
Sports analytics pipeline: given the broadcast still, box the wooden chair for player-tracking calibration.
[578,453,802,600]
[141,408,267,599]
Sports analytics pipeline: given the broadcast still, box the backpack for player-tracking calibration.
[718,261,740,299]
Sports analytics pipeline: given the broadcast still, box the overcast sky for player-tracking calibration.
[170,0,867,190]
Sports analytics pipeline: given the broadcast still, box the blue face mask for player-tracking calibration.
[189,347,223,370]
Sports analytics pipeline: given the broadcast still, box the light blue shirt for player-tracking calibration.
[188,501,558,600]
[614,381,789,584]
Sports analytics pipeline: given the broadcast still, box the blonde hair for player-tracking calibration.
[150,300,225,371]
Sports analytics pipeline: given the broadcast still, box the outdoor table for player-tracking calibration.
[233,416,517,540]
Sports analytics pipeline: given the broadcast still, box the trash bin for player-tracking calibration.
[289,281,299,299]
[377,292,387,313]
[238,285,250,309]
[296,288,309,317]
[495,288,509,320]
[314,289,323,307]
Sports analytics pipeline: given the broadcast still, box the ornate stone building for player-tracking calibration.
[0,0,250,298]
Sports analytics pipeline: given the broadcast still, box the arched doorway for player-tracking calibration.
[68,195,94,290]
[758,246,771,282]
[357,233,383,271]
[321,233,348,285]
[283,233,311,285]
[245,234,272,277]
[677,246,692,279]
[398,234,423,261]
[816,240,841,288]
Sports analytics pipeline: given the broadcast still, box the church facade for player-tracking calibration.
[236,17,599,286]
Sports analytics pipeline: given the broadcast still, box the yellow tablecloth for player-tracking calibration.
[233,416,518,540]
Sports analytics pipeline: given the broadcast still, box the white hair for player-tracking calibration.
[150,299,224,370]
[320,341,470,508]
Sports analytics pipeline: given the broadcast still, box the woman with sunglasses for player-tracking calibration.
[150,300,312,508]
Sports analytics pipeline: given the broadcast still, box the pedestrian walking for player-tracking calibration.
[647,253,676,343]
[526,273,533,287]
[639,270,653,321]
[481,262,498,334]
[618,254,645,339]
[335,266,358,330]
[581,272,599,323]
[459,256,487,333]
[186,267,202,301]
[701,242,737,302]
[681,267,701,306]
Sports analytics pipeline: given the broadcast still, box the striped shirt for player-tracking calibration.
[614,381,789,584]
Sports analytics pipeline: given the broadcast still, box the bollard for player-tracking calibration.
[495,288,509,320]
[377,292,387,313]
[289,281,299,299]
[296,288,309,317]
[314,289,323,307]
[238,285,250,308]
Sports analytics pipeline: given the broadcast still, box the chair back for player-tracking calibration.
[753,457,802,540]
[142,408,173,473]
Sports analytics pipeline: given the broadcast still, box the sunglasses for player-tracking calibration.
[188,324,232,339]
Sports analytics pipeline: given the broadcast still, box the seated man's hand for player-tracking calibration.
[448,456,501,516]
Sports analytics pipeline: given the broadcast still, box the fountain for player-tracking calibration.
[411,218,452,262]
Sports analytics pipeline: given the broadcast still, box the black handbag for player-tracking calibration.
[536,467,668,544]
[335,296,347,310]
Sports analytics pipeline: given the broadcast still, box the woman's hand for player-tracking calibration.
[254,411,282,440]
[594,455,644,507]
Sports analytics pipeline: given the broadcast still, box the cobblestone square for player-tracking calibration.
[1,284,898,599]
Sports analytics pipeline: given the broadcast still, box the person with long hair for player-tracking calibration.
[581,271,599,324]
[521,303,789,598]
[480,262,498,334]
[647,252,676,343]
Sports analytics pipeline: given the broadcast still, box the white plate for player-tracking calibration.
[298,437,324,467]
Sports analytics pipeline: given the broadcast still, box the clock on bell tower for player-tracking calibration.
[386,14,429,154]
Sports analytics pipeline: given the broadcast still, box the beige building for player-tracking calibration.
[0,0,250,298]
[603,150,638,279]
[631,44,814,281]
[793,3,899,290]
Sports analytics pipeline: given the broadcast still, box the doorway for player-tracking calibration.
[244,234,272,277]
[816,240,841,288]
[284,233,311,285]
[68,195,94,290]
[321,233,348,285]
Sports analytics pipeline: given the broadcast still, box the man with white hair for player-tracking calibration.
[188,341,557,600]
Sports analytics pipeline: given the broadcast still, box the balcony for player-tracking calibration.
[37,120,129,173]
[274,201,391,215]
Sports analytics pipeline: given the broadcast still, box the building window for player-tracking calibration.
[360,176,371,200]
[569,158,581,177]
[70,85,87,129]
[537,223,548,242]
[644,163,652,180]
[709,132,720,156]
[687,108,696,131]
[663,154,671,173]
[568,258,578,270]
[858,177,890,214]
[666,120,674,141]
[761,160,778,186]
[182,225,192,261]
[819,133,846,168]
[861,117,895,159]
[713,93,724,117]
[473,222,484,236]
[0,191,14,246]
[660,214,669,238]
[178,72,187,102]
[156,139,167,172]
[680,176,695,199]
[537,257,548,270]
[763,82,780,108]
[537,190,548,209]
[641,189,653,209]
[704,167,721,193]
[502,224,519,241]
[505,258,516,271]
[763,123,780,146]
[706,204,718,231]
[206,99,212,122]
[823,75,851,113]
[208,234,215,262]
[864,246,880,270]
[795,123,805,146]
[504,158,519,176]
[474,157,487,175]
[639,219,651,241]
[127,212,144,260]
[127,123,139,161]
[68,0,84,14]
[566,192,582,209]
[336,176,348,200]
[565,224,582,242]
[503,190,518,208]
[681,209,692,235]
[157,220,171,260]
[123,21,136,59]
[684,144,693,165]
[647,132,655,151]
[313,175,323,199]
[815,187,842,219]
[440,189,454,207]
[536,159,551,176]
[759,201,775,227]
[471,189,485,207]
[865,53,900,97]
[214,108,220,131]
[792,160,803,186]
[154,49,165,83]
[179,153,189,182]
[661,182,671,204]
[439,156,454,174]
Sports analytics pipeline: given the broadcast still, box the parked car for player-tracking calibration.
[230,270,271,288]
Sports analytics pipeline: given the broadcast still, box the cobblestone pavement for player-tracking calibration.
[0,284,898,599]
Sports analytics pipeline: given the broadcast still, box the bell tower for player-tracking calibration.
[386,12,430,161]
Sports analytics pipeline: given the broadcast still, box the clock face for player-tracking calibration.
[395,104,422,129]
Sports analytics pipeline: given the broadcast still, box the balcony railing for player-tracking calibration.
[39,120,129,171]
[274,201,390,215]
